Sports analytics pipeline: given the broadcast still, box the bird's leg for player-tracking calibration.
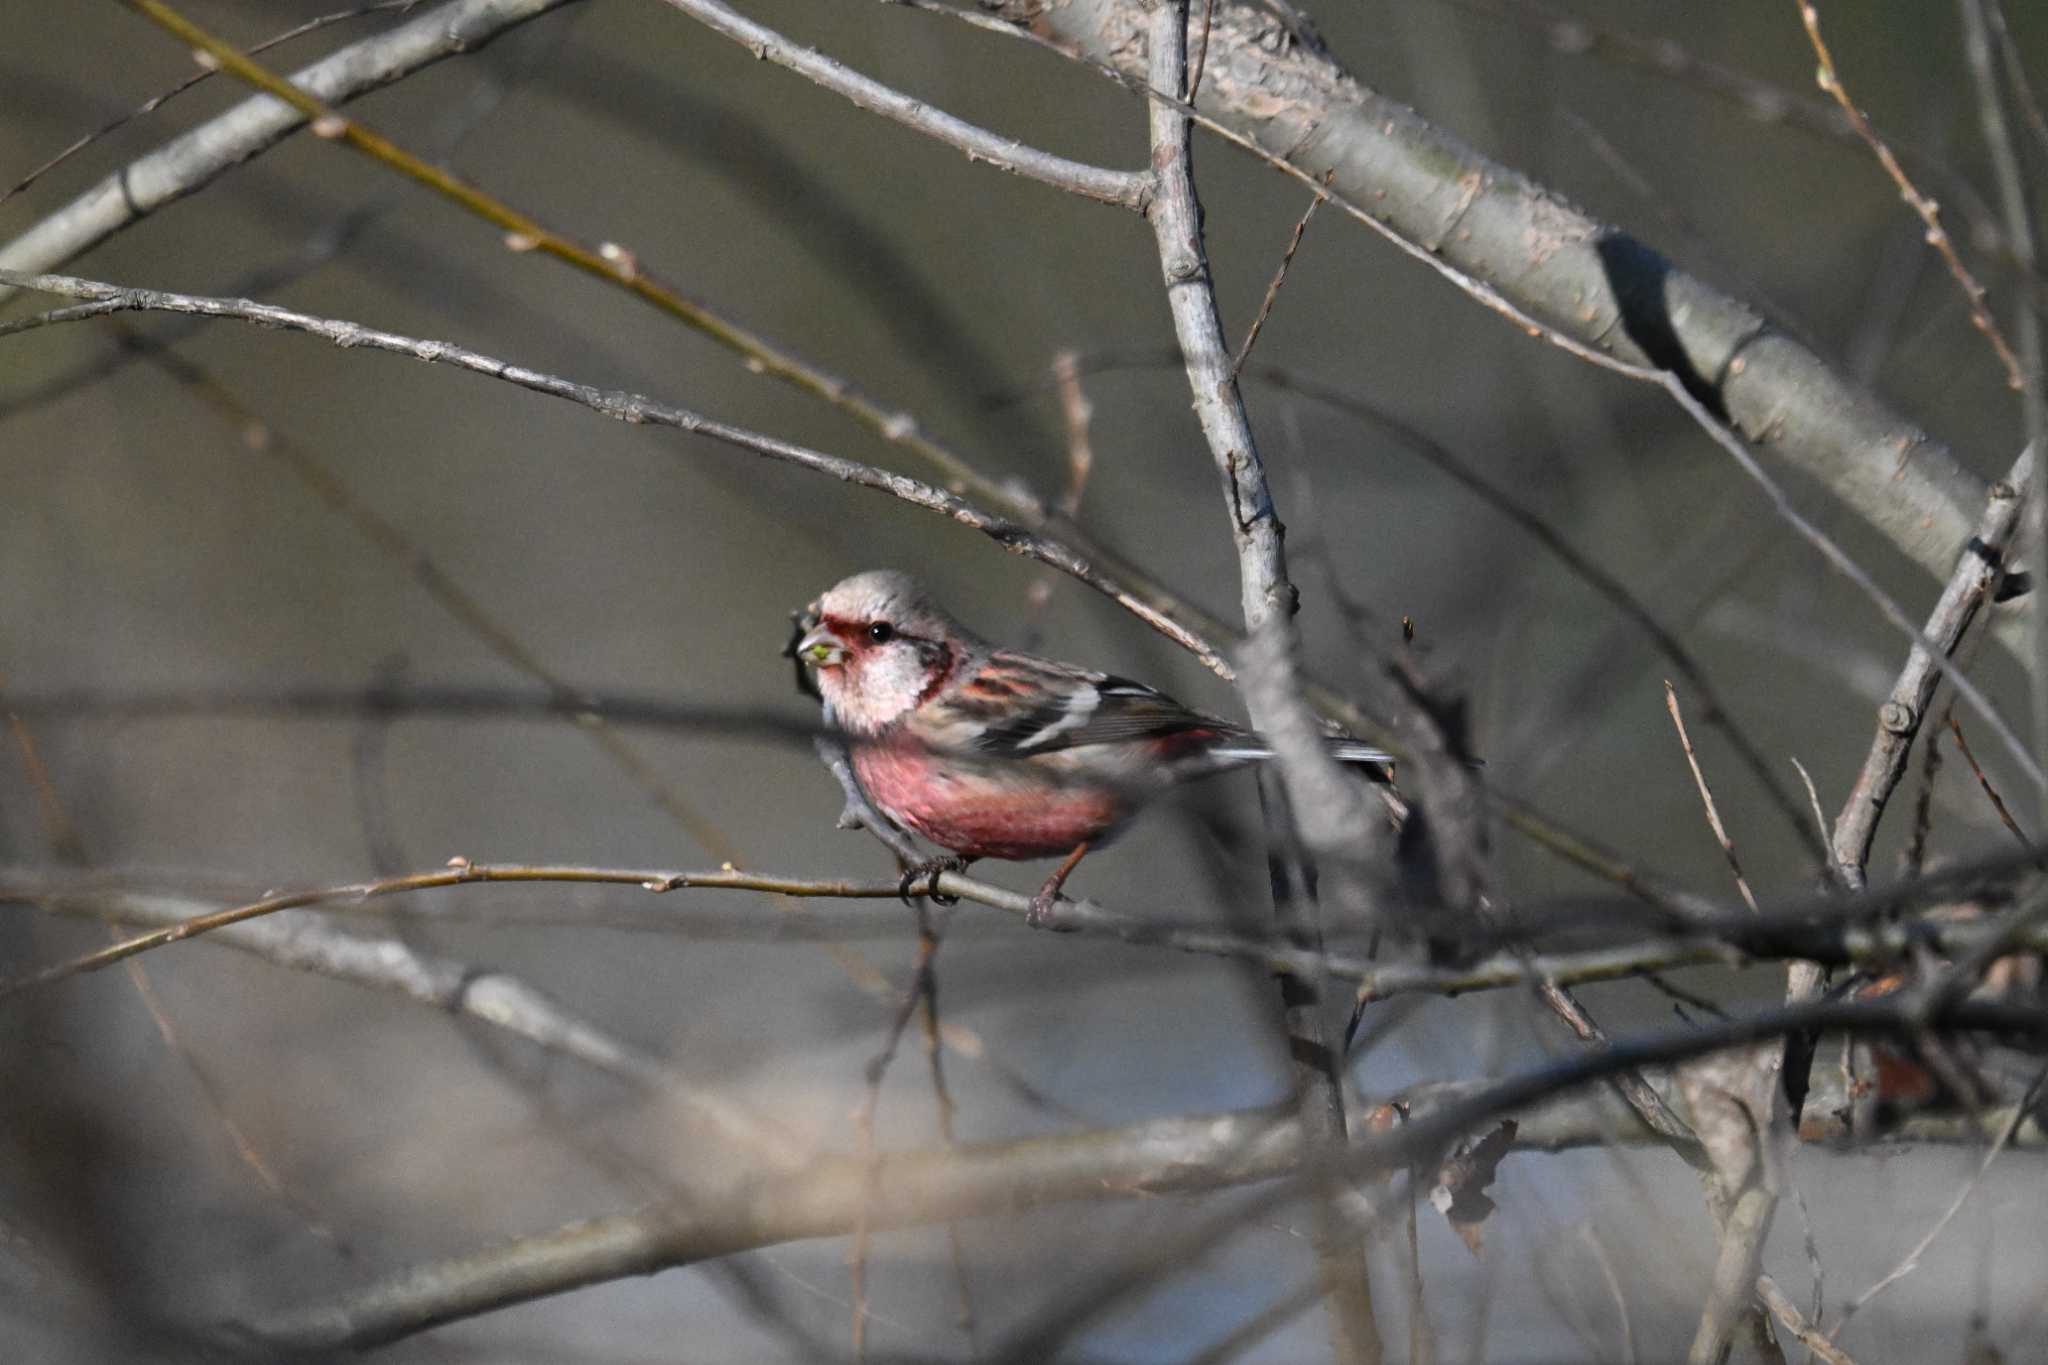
[898,853,972,906]
[1027,841,1091,930]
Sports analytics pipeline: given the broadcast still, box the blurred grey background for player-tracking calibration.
[2,0,2045,1360]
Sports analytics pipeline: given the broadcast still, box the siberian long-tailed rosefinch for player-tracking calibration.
[793,570,1391,919]
[786,564,1392,916]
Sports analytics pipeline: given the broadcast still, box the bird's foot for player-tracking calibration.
[1025,841,1091,931]
[898,854,970,905]
[1025,885,1068,931]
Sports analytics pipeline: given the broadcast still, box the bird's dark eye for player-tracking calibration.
[866,621,895,644]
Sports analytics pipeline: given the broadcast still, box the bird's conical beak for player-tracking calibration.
[795,626,847,668]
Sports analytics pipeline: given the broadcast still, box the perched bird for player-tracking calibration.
[790,570,1392,922]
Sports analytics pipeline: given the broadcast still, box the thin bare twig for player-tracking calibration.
[1406,1145,1433,1365]
[0,860,732,999]
[0,1,420,210]
[1232,184,1326,377]
[1984,0,2048,159]
[17,856,2048,1006]
[118,950,353,1253]
[1949,715,2030,844]
[5,711,355,1252]
[132,334,738,858]
[1665,682,1761,913]
[1580,1223,1638,1365]
[1050,350,1097,521]
[1794,0,2024,389]
[1831,1063,2048,1340]
[911,904,983,1358]
[1905,725,1946,879]
[1531,983,1703,1158]
[1756,1275,1857,1365]
[847,917,947,1360]
[646,0,1148,208]
[1791,1177,1827,1352]
[1790,757,1846,888]
[1450,0,2017,277]
[1187,0,1219,101]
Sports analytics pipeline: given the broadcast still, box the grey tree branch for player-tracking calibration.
[1140,8,1381,1358]
[649,0,1150,209]
[979,0,2010,648]
[0,0,578,299]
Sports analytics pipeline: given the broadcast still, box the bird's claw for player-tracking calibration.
[898,855,969,905]
[1025,887,1070,931]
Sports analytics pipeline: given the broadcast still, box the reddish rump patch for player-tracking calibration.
[853,740,1123,860]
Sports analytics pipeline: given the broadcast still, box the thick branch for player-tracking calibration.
[986,0,1999,622]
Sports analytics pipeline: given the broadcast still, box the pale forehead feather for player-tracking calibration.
[817,570,947,626]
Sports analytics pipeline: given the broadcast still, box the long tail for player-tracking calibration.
[1327,738,1397,766]
[1208,736,1395,767]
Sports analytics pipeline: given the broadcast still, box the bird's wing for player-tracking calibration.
[944,653,1241,758]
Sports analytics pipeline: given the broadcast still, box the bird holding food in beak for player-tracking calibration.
[791,570,1393,922]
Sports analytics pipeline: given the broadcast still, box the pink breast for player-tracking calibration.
[852,742,1123,861]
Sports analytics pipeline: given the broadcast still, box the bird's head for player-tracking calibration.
[790,571,977,734]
